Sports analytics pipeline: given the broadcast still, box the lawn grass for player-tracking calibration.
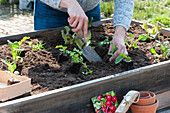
[101,0,170,28]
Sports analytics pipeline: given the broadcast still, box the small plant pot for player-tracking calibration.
[136,91,155,105]
[130,99,159,113]
[0,70,31,101]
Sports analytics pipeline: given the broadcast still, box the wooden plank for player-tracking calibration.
[92,18,170,36]
[0,60,169,113]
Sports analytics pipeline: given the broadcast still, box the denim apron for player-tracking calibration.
[34,0,101,30]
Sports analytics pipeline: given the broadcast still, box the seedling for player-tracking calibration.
[109,42,118,56]
[98,37,110,47]
[1,60,16,78]
[32,42,46,50]
[61,26,91,50]
[56,45,93,75]
[151,40,170,59]
[109,43,131,64]
[124,33,147,48]
[7,36,30,63]
[115,53,131,64]
[141,21,166,39]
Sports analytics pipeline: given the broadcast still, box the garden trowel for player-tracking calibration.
[77,30,102,62]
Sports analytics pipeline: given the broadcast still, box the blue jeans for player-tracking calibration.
[34,0,101,30]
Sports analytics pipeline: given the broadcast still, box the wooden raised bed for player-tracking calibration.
[0,19,169,113]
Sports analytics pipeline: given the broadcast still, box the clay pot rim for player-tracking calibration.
[139,91,155,100]
[131,99,159,108]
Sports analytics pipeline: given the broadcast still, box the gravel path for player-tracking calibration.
[0,4,34,37]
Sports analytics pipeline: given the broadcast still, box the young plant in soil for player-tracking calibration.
[61,26,91,50]
[151,40,170,60]
[31,42,46,50]
[98,37,110,47]
[1,37,30,85]
[141,21,166,39]
[124,33,147,48]
[109,43,131,64]
[7,36,30,63]
[56,45,93,75]
[1,60,20,85]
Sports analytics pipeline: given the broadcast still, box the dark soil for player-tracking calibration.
[0,21,169,95]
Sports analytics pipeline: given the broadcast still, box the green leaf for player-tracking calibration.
[110,91,115,97]
[7,40,13,47]
[151,48,158,55]
[133,43,137,48]
[64,26,70,34]
[94,102,102,110]
[1,59,10,66]
[109,53,114,56]
[98,41,104,47]
[129,33,133,44]
[126,57,131,61]
[88,17,93,28]
[124,39,130,47]
[120,53,127,58]
[115,55,124,64]
[137,34,147,41]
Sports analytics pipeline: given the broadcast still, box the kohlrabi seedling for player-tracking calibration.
[109,42,118,56]
[115,53,131,64]
[7,36,30,63]
[108,43,131,64]
[151,40,170,59]
[98,37,110,47]
[124,33,147,48]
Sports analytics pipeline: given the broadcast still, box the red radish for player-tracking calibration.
[106,95,112,101]
[96,109,100,113]
[102,107,107,112]
[112,96,117,103]
[110,105,116,112]
[107,111,112,113]
[106,101,112,107]
[97,95,102,101]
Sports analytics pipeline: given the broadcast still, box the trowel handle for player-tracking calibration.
[77,29,84,39]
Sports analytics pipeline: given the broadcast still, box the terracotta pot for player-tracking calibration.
[136,91,155,105]
[139,91,150,99]
[130,99,159,113]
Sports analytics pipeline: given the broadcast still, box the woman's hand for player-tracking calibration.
[108,25,128,61]
[59,0,88,40]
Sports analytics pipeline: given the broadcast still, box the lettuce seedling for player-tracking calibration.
[7,36,30,63]
[56,45,93,75]
[141,21,166,39]
[151,40,170,59]
[61,26,91,50]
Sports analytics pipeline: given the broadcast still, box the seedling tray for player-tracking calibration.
[0,19,169,112]
[0,70,31,101]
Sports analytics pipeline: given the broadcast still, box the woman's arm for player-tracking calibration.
[109,0,134,61]
[40,0,88,40]
[113,0,134,31]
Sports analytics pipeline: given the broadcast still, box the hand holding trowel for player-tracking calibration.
[76,29,102,62]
